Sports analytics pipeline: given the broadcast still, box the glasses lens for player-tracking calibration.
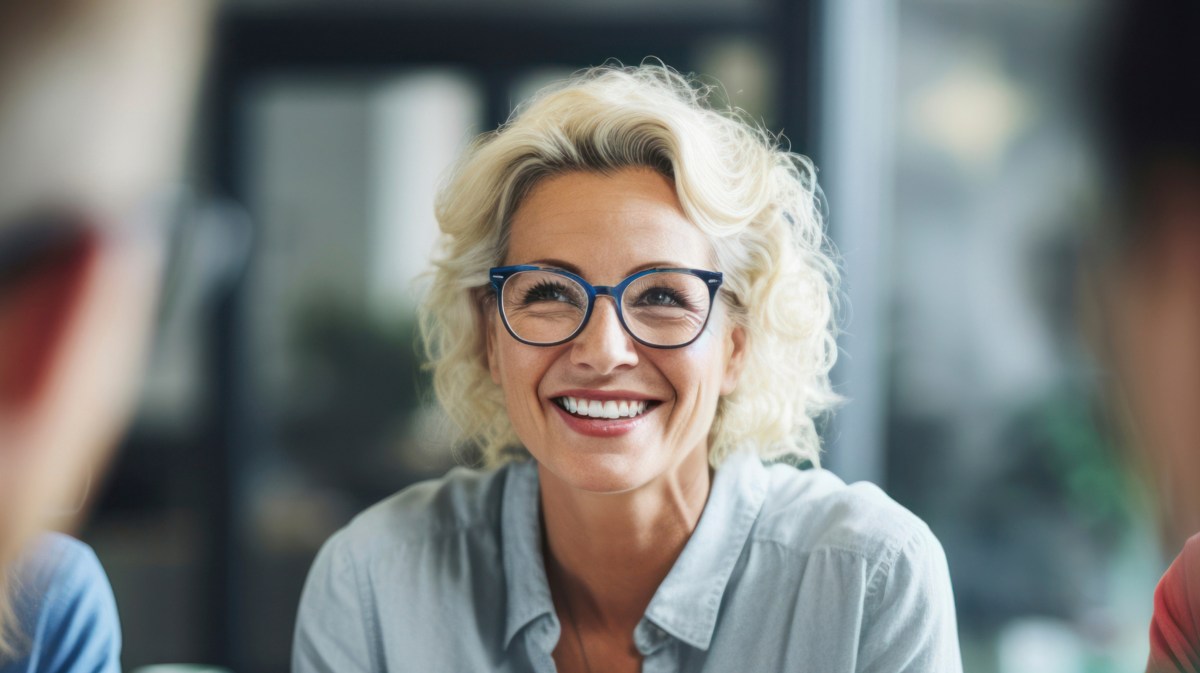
[622,272,712,346]
[501,270,589,344]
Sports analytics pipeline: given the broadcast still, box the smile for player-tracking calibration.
[552,396,661,420]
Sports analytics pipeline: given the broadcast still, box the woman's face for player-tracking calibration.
[485,167,746,494]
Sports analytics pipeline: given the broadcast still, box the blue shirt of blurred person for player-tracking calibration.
[1,533,121,673]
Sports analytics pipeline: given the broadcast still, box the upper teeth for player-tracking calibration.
[555,396,651,419]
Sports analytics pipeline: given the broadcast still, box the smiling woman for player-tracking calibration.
[293,63,964,673]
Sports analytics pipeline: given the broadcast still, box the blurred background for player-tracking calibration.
[75,0,1163,671]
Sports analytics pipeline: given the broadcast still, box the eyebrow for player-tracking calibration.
[525,258,689,277]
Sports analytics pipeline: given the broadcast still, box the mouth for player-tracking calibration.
[550,395,663,421]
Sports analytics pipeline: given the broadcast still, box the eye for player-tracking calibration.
[523,280,582,306]
[635,286,691,309]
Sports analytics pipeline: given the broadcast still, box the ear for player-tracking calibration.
[720,322,747,396]
[0,231,100,411]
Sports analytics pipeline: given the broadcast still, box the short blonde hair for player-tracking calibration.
[417,62,842,469]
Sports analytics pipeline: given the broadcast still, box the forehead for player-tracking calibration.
[505,168,714,280]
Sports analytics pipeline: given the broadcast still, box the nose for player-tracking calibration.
[569,296,638,374]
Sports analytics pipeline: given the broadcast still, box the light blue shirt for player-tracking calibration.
[1,533,122,673]
[294,451,963,672]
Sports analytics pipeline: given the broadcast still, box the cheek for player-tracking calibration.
[660,332,729,409]
[493,339,555,410]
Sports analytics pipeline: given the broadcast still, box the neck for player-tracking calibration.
[539,446,713,634]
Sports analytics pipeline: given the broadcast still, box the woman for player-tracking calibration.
[293,63,962,672]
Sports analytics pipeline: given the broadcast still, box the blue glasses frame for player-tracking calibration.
[488,265,724,349]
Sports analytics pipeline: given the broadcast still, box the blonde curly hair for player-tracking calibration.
[417,62,842,469]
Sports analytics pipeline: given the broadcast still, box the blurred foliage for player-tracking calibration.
[1006,388,1133,537]
[280,298,436,500]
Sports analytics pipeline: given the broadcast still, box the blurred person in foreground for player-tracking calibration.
[1089,1,1200,671]
[0,0,208,670]
[294,63,962,673]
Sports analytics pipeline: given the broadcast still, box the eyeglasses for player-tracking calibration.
[488,265,724,349]
[0,212,87,293]
[0,196,178,299]
[0,188,253,326]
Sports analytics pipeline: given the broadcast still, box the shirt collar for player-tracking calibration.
[642,451,767,650]
[501,459,555,649]
[500,451,769,651]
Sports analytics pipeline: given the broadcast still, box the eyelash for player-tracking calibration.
[523,280,578,304]
[523,281,695,312]
[635,287,690,308]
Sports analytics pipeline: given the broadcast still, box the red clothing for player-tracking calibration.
[1150,534,1200,673]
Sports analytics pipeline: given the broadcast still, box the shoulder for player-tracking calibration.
[13,532,119,622]
[295,465,514,669]
[339,463,511,546]
[8,533,121,672]
[749,464,961,666]
[753,463,944,573]
[1181,531,1200,567]
[1149,532,1200,669]
[318,462,513,565]
[14,533,94,589]
[1152,532,1200,605]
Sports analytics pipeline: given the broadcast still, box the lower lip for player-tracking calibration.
[551,401,658,438]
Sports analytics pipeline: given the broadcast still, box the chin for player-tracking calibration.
[540,449,666,495]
